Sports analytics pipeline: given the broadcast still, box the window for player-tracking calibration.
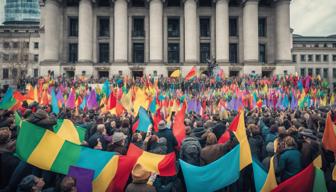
[23,42,29,48]
[168,43,179,63]
[132,0,145,7]
[68,43,78,63]
[167,0,180,6]
[308,68,313,76]
[97,0,110,6]
[316,55,321,62]
[333,55,336,62]
[34,42,38,49]
[300,68,306,77]
[133,17,144,37]
[315,68,321,76]
[302,55,306,62]
[323,55,329,62]
[34,54,39,62]
[200,43,210,63]
[67,0,79,6]
[12,69,17,78]
[333,68,336,78]
[229,43,238,63]
[168,18,180,37]
[314,44,319,48]
[69,17,78,37]
[34,68,38,78]
[99,17,110,37]
[292,54,297,62]
[23,54,29,62]
[99,43,109,63]
[333,43,336,48]
[11,54,18,61]
[12,42,18,48]
[200,18,210,37]
[2,68,9,79]
[133,43,144,63]
[259,44,266,63]
[308,54,313,62]
[2,54,9,62]
[229,17,238,36]
[258,17,266,37]
[3,42,10,48]
[118,71,123,76]
[199,0,211,6]
[323,68,328,79]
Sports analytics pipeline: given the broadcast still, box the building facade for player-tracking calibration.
[0,24,40,88]
[39,0,294,78]
[0,0,4,25]
[292,34,336,87]
[4,0,40,24]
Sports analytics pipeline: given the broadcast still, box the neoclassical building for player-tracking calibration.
[39,0,294,78]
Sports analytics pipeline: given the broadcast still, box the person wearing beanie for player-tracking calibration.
[107,132,127,155]
[156,120,177,153]
[125,164,156,192]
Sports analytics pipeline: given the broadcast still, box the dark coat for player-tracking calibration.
[248,134,264,161]
[157,129,177,153]
[125,181,156,192]
[276,147,302,182]
[301,140,320,168]
[107,142,127,155]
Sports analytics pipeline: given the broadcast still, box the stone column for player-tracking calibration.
[184,0,197,64]
[215,0,229,64]
[44,0,60,62]
[243,0,259,64]
[149,0,163,63]
[114,0,128,63]
[275,0,291,63]
[78,0,93,63]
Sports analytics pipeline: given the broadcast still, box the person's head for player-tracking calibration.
[270,124,278,133]
[132,132,142,143]
[60,176,77,192]
[121,118,130,128]
[17,175,45,192]
[96,124,106,135]
[0,127,11,145]
[284,136,297,148]
[131,164,151,182]
[248,124,260,135]
[278,126,287,137]
[110,120,116,128]
[158,120,166,131]
[206,132,217,146]
[112,132,126,146]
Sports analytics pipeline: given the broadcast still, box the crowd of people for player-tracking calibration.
[0,73,336,192]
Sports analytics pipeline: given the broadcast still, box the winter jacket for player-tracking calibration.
[200,142,232,165]
[125,180,157,192]
[157,129,178,153]
[276,147,302,182]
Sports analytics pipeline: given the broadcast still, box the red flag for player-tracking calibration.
[185,66,197,81]
[218,112,240,144]
[153,108,162,132]
[172,102,186,147]
[108,93,117,110]
[13,91,26,101]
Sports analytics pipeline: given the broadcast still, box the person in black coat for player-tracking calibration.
[156,121,177,153]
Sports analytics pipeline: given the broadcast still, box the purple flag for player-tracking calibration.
[87,90,98,110]
[66,90,76,109]
[56,89,65,104]
[68,166,94,192]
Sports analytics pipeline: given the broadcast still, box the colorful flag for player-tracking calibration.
[170,69,181,78]
[53,119,86,145]
[127,143,176,176]
[185,66,197,81]
[179,145,240,192]
[16,120,135,192]
[87,90,98,110]
[68,166,94,192]
[102,80,110,97]
[0,87,18,110]
[66,89,76,109]
[133,88,149,116]
[172,102,186,146]
[134,107,152,132]
[322,112,336,180]
[51,88,59,115]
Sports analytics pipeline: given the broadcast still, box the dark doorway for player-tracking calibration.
[132,70,143,78]
[66,71,75,78]
[262,71,272,78]
[229,70,239,77]
[98,71,109,79]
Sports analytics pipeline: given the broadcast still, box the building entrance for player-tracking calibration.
[132,70,143,78]
[229,70,239,77]
[98,71,109,79]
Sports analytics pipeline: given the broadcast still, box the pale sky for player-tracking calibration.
[291,0,336,36]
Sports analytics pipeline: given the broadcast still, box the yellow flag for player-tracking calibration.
[133,88,149,116]
[120,91,132,113]
[170,69,181,78]
[261,156,278,192]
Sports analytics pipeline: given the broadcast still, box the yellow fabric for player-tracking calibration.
[170,70,181,78]
[137,151,165,174]
[261,156,278,192]
[313,155,322,169]
[333,164,336,181]
[27,131,65,170]
[120,91,132,113]
[56,119,81,145]
[133,88,149,116]
[234,111,252,170]
[330,94,335,105]
[273,138,279,153]
[34,86,38,102]
[92,156,119,192]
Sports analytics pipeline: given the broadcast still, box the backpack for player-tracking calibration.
[180,137,202,166]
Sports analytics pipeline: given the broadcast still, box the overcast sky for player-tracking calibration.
[291,0,336,36]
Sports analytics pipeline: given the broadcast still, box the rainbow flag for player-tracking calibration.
[127,143,176,176]
[0,87,18,110]
[16,120,135,192]
[185,66,197,81]
[322,112,336,180]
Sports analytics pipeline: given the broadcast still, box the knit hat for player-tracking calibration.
[112,132,126,144]
[131,164,151,182]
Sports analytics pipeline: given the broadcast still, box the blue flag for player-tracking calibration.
[51,88,59,115]
[179,145,240,192]
[102,80,110,97]
[137,107,152,132]
[0,87,13,104]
